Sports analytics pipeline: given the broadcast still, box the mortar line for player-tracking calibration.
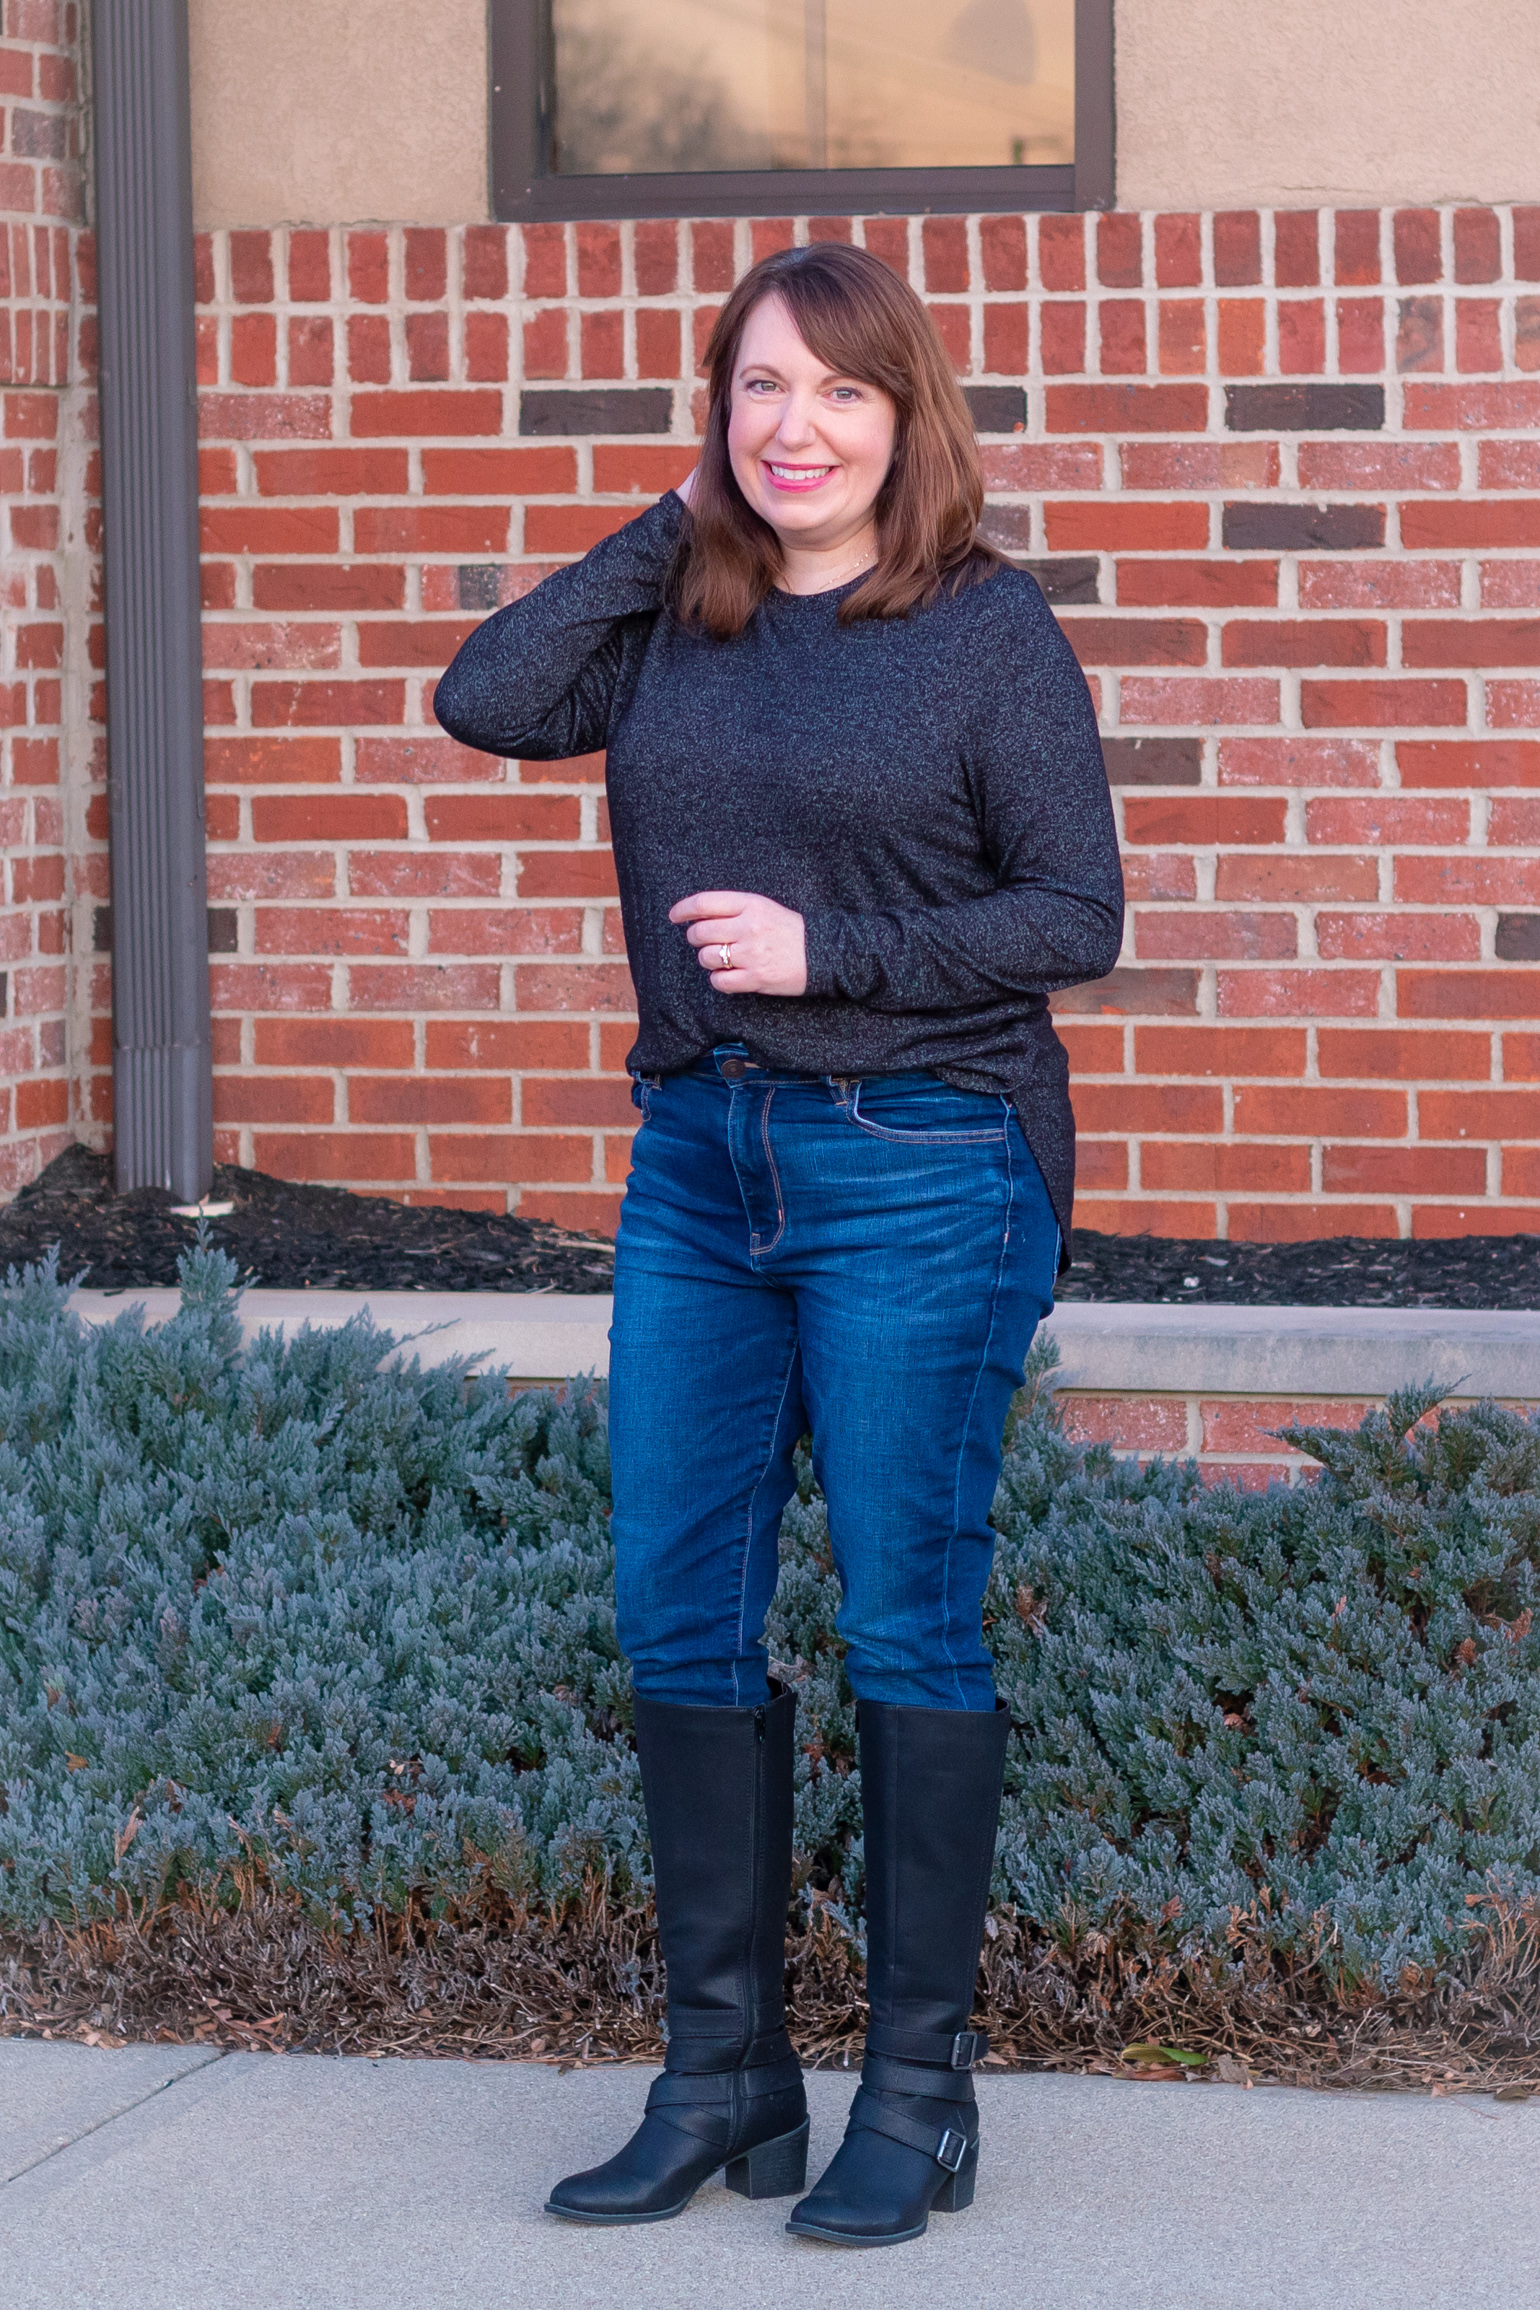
[0,2048,227,2190]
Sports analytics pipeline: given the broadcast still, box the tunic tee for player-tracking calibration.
[434,492,1124,1261]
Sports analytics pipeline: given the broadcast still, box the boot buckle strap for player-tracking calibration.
[951,2030,986,2070]
[864,2023,988,2070]
[936,2127,968,2173]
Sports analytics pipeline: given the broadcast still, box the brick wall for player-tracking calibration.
[0,0,89,1198]
[79,203,1540,1234]
[1058,1386,1540,1488]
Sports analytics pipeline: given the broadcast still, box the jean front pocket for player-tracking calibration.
[844,1076,1010,1146]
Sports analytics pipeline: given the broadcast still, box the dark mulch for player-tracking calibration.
[3,1144,1535,1307]
[0,1144,616,1295]
[1055,1229,1540,1310]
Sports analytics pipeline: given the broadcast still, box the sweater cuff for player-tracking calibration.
[801,909,879,1003]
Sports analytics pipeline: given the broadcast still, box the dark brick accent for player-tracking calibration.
[1225,384,1385,433]
[1222,502,1386,552]
[93,905,112,952]
[1101,737,1203,785]
[457,564,502,610]
[1051,966,1199,1015]
[979,503,1032,552]
[964,386,1026,434]
[1496,913,1540,961]
[207,908,239,954]
[1021,557,1100,604]
[518,388,674,437]
[10,107,70,159]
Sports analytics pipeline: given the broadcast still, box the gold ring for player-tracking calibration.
[719,944,733,970]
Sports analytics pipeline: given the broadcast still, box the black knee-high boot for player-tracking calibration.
[786,1695,1009,2248]
[545,1683,809,2223]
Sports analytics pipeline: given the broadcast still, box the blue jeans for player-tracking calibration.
[608,1047,1060,1712]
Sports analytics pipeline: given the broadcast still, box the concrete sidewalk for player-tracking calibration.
[2,2042,1538,2310]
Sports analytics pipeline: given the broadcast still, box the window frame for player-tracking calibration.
[489,0,1114,221]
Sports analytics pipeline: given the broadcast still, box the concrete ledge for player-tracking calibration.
[65,1287,1540,1402]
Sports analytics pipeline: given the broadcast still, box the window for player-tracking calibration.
[491,0,1113,220]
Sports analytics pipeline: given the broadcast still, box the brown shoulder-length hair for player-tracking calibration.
[671,242,1003,639]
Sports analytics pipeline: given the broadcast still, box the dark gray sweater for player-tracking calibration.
[434,492,1123,1259]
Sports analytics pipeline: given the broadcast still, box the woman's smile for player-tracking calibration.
[763,460,836,490]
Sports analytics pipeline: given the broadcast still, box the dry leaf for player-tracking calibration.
[114,1809,143,1862]
[64,1753,87,1771]
[1494,2083,1534,2104]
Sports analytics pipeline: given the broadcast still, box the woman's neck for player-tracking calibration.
[774,522,879,597]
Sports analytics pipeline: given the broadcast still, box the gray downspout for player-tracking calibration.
[93,0,212,1199]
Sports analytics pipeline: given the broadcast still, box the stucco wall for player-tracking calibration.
[188,0,489,229]
[187,0,1540,227]
[1116,0,1540,213]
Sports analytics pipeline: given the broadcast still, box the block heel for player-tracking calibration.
[725,2118,810,2200]
[931,2145,977,2213]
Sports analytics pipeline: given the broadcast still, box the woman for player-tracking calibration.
[435,242,1122,2249]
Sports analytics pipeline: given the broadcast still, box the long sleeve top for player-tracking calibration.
[434,492,1123,1259]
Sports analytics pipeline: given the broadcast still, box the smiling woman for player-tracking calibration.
[434,241,1122,2253]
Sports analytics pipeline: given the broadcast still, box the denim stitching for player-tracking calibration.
[847,1080,1007,1145]
[938,1118,1017,1707]
[731,1328,801,1705]
[752,1087,787,1257]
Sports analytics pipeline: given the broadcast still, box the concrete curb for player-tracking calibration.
[65,1286,1540,1400]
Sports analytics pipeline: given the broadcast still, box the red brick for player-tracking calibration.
[631,219,678,297]
[1415,1200,1540,1236]
[1396,740,1540,788]
[350,390,502,438]
[635,308,682,378]
[253,1018,414,1069]
[1093,213,1140,289]
[1202,1398,1372,1453]
[1156,300,1205,374]
[252,564,403,613]
[1276,300,1325,372]
[358,619,477,669]
[1044,501,1208,551]
[928,303,970,371]
[1154,214,1202,288]
[249,1131,411,1181]
[1134,1027,1308,1077]
[517,850,619,899]
[1490,798,1540,842]
[424,794,580,843]
[403,228,446,302]
[346,231,388,303]
[688,220,734,293]
[1207,211,1258,287]
[360,735,506,783]
[514,962,636,1013]
[422,446,575,495]
[520,1076,634,1128]
[1058,616,1206,668]
[1450,208,1500,285]
[1097,300,1146,374]
[1073,1141,1128,1191]
[349,851,500,898]
[1318,911,1479,961]
[426,1020,589,1071]
[1216,853,1377,902]
[525,505,640,554]
[210,961,333,1012]
[1061,1396,1189,1452]
[200,506,339,556]
[208,850,336,901]
[1142,1141,1310,1192]
[198,392,331,441]
[1335,298,1384,371]
[350,1075,511,1125]
[287,316,334,387]
[352,506,509,553]
[229,313,276,386]
[250,793,407,842]
[983,303,1028,375]
[1393,208,1442,285]
[251,680,404,727]
[1137,911,1296,962]
[573,221,621,298]
[1298,561,1460,609]
[1039,303,1086,372]
[1456,300,1503,374]
[859,218,909,277]
[1230,1085,1407,1137]
[1333,211,1381,286]
[430,1133,594,1184]
[1072,1082,1223,1133]
[1121,677,1280,726]
[1302,442,1459,492]
[463,225,509,301]
[429,906,582,956]
[255,906,408,957]
[405,311,449,382]
[213,1074,336,1125]
[1053,1021,1125,1073]
[1274,212,1321,288]
[1218,299,1264,375]
[1326,1144,1486,1194]
[980,215,1026,292]
[1407,383,1540,431]
[1223,619,1385,668]
[255,448,409,496]
[1117,560,1276,609]
[1300,678,1467,728]
[522,223,567,299]
[921,216,969,293]
[1123,795,1286,846]
[347,963,501,1012]
[1403,619,1540,668]
[202,620,342,672]
[1046,384,1207,433]
[1398,971,1536,1020]
[579,308,624,377]
[1317,1029,1490,1081]
[1037,215,1085,291]
[749,220,795,264]
[1488,681,1540,728]
[1397,297,1443,373]
[1502,1156,1540,1198]
[228,229,274,304]
[523,308,568,379]
[1218,967,1380,1016]
[204,736,341,786]
[1305,795,1469,845]
[1421,1088,1540,1140]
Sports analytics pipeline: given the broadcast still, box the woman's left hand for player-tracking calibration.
[669,890,808,997]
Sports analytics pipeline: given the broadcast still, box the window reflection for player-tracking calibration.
[550,0,1076,176]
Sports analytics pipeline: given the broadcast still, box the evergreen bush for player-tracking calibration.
[4,1245,1540,2006]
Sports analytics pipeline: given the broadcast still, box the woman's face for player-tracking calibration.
[726,293,898,552]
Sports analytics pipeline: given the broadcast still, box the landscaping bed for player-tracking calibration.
[4,1244,1540,2089]
[4,1142,1537,1307]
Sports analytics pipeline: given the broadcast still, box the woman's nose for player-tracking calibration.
[774,397,820,448]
